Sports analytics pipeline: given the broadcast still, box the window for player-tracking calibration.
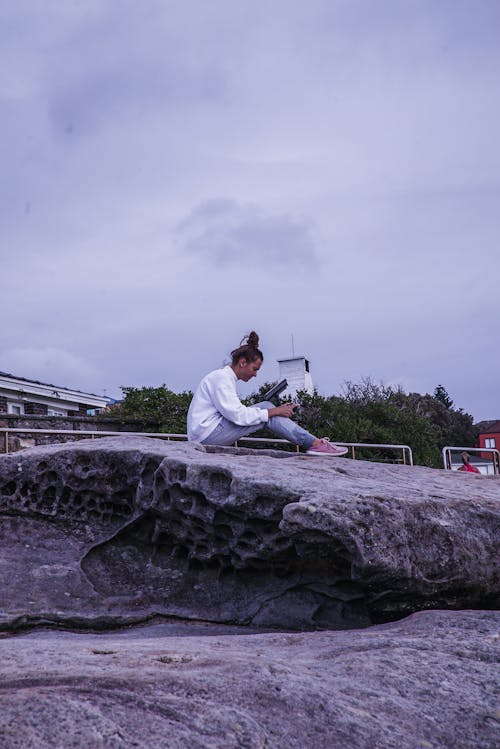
[7,403,24,415]
[485,437,496,449]
[48,408,67,417]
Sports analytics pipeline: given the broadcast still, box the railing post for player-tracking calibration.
[4,431,8,455]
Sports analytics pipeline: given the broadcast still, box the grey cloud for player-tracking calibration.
[176,200,319,270]
[47,58,227,140]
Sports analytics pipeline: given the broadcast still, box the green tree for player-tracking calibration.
[110,385,193,434]
[246,377,473,468]
[264,381,434,465]
[434,384,454,409]
[391,389,477,453]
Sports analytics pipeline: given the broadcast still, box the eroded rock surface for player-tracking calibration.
[0,610,498,749]
[0,437,498,630]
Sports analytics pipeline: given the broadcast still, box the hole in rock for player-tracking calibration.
[240,530,258,543]
[249,518,281,539]
[214,509,239,525]
[39,487,57,513]
[43,486,56,501]
[169,485,207,512]
[177,496,193,512]
[168,466,187,484]
[206,471,231,498]
[2,481,17,496]
[172,545,188,559]
[189,516,207,532]
[252,494,298,517]
[140,458,161,486]
[214,524,233,540]
[60,487,71,506]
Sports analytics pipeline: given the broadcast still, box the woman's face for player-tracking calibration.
[236,357,262,382]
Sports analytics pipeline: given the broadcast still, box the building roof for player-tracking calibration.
[476,420,500,434]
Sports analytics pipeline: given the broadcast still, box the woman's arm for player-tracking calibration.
[209,379,269,426]
[267,403,298,418]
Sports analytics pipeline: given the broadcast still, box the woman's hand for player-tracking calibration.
[268,403,298,418]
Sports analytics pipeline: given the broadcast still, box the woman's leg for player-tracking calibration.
[200,401,316,449]
[201,401,346,455]
[200,417,263,446]
[257,401,316,449]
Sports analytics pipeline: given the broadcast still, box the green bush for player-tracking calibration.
[109,385,193,434]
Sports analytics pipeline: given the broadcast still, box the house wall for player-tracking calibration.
[478,431,500,461]
[478,432,499,449]
[24,402,48,416]
[0,395,94,418]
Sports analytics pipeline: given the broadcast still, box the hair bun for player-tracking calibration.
[247,331,259,348]
[230,330,263,364]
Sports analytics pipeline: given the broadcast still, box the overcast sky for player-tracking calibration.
[2,0,499,421]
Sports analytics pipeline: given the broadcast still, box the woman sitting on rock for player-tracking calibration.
[187,331,348,456]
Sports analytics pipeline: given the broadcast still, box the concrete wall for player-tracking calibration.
[0,414,163,453]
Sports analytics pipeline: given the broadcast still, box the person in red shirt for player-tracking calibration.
[457,451,480,473]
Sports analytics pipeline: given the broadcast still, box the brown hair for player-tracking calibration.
[230,331,264,365]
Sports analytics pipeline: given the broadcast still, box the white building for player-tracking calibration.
[0,371,111,417]
[277,356,314,398]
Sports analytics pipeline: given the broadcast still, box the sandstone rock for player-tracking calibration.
[0,438,498,631]
[0,610,498,748]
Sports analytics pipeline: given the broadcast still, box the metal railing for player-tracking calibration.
[339,441,413,465]
[236,437,413,465]
[0,427,412,465]
[442,445,500,474]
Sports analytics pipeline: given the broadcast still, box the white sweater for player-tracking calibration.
[187,365,269,443]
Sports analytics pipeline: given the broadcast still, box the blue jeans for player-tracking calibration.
[200,401,316,449]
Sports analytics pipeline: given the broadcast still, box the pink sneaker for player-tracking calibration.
[306,438,348,457]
